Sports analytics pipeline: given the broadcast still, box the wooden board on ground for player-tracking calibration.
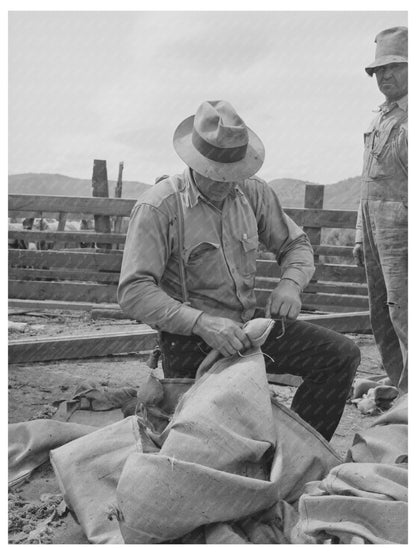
[9,327,157,363]
[8,299,121,312]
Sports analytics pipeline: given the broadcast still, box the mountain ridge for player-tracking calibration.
[8,173,362,209]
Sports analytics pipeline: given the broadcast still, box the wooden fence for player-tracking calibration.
[8,185,367,315]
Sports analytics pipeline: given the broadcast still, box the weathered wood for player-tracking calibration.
[304,184,324,266]
[54,212,68,249]
[114,161,124,249]
[9,230,126,244]
[255,289,369,310]
[300,311,371,334]
[9,249,123,271]
[9,268,121,284]
[9,195,357,228]
[90,308,131,320]
[255,277,368,296]
[284,208,357,228]
[9,280,117,304]
[9,299,120,312]
[9,327,157,363]
[9,234,353,258]
[313,245,353,257]
[92,159,112,249]
[256,260,367,283]
[8,194,136,217]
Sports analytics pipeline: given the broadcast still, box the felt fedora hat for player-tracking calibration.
[365,26,408,76]
[173,100,265,181]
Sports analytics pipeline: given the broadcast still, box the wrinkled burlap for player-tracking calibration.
[116,345,341,543]
[8,420,95,488]
[294,395,408,544]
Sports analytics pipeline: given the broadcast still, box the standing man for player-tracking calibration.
[119,100,360,441]
[353,27,408,392]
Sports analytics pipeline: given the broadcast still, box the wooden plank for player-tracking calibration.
[313,245,353,257]
[284,208,357,228]
[9,249,123,271]
[255,260,367,283]
[8,234,353,258]
[9,327,157,363]
[9,280,117,304]
[255,277,368,296]
[9,194,358,227]
[300,311,371,334]
[316,264,367,283]
[255,289,369,310]
[90,308,131,320]
[8,299,120,312]
[9,268,120,284]
[9,230,127,244]
[8,194,136,217]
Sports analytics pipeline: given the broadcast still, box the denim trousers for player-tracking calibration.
[160,318,360,441]
[361,200,408,393]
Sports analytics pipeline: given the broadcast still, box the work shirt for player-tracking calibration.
[356,94,408,242]
[118,168,315,335]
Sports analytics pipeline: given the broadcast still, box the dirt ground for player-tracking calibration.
[8,309,383,544]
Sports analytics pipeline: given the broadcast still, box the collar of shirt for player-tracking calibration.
[378,93,408,115]
[182,167,243,208]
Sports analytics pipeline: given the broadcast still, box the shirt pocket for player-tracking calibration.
[184,241,220,266]
[183,241,221,291]
[240,234,258,277]
[364,121,398,180]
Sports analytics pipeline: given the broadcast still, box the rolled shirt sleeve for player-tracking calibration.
[245,178,315,291]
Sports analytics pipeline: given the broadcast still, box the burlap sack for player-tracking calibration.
[116,346,341,543]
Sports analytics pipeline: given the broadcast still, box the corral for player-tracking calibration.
[8,183,370,364]
[8,183,383,544]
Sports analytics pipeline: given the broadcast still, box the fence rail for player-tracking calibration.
[8,185,366,314]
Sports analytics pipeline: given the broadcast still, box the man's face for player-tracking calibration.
[374,62,408,102]
[192,171,236,204]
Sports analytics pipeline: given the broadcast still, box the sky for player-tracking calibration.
[8,9,408,185]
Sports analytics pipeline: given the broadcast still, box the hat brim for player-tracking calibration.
[365,55,408,75]
[173,115,265,181]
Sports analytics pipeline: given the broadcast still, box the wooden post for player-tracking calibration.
[92,159,111,249]
[114,162,124,250]
[55,212,67,249]
[304,183,324,262]
[304,183,324,283]
[114,161,124,200]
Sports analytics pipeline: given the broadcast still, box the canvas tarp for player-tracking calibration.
[115,345,341,543]
[294,394,408,544]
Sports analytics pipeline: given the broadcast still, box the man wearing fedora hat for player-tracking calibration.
[353,26,408,393]
[118,100,360,441]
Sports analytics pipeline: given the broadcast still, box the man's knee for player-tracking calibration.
[338,336,361,375]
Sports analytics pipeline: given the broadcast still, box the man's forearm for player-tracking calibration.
[279,235,315,291]
[118,278,203,335]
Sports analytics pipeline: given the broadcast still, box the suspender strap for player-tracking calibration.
[169,177,189,305]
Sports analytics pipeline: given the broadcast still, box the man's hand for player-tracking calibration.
[193,314,252,357]
[352,242,365,267]
[265,279,302,320]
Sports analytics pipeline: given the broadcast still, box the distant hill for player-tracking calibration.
[268,176,361,210]
[8,173,152,200]
[8,173,361,210]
